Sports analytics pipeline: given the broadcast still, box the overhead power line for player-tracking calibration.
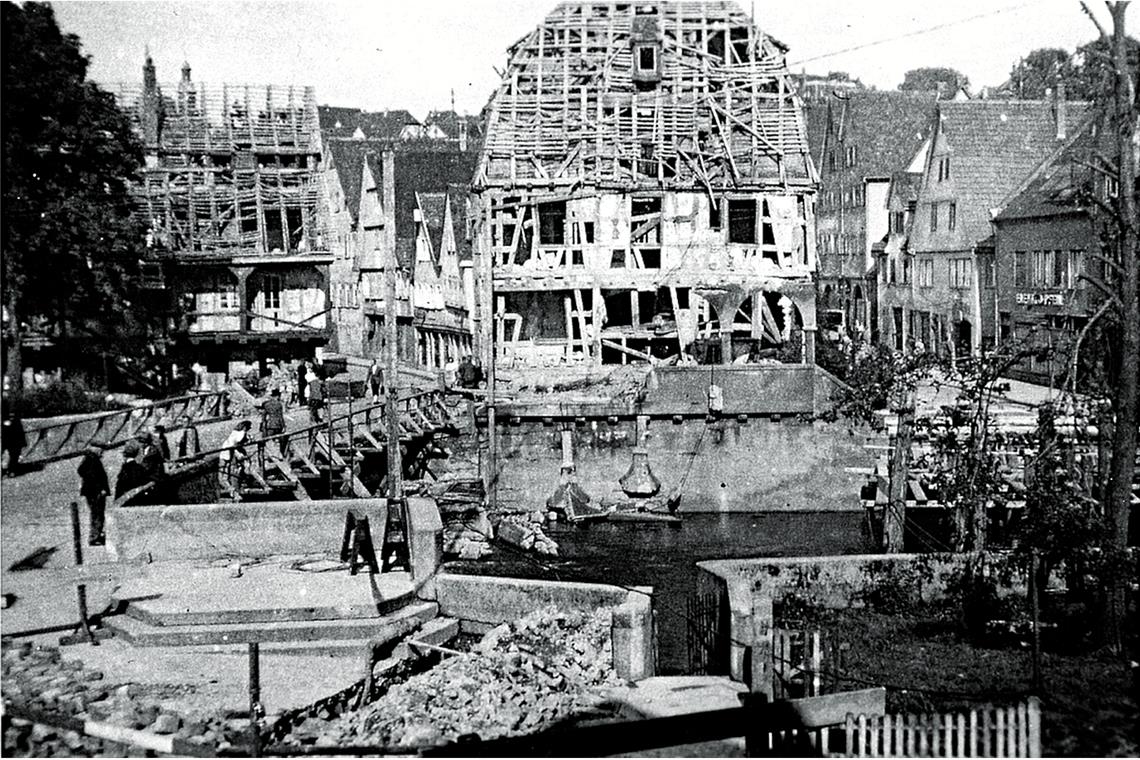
[788,1,1039,67]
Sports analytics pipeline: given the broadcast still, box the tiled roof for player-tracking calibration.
[394,150,477,243]
[318,106,421,140]
[994,117,1098,222]
[802,101,829,172]
[448,187,472,263]
[325,140,369,221]
[417,192,449,264]
[829,90,939,179]
[424,110,485,140]
[915,99,1087,250]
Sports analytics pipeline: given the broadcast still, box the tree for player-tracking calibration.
[1008,48,1076,99]
[1070,33,1140,100]
[1,2,147,389]
[1076,0,1137,656]
[898,67,968,94]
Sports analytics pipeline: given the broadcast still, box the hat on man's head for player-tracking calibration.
[236,420,253,430]
[123,441,141,458]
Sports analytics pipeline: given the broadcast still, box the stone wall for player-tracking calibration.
[495,416,869,513]
[433,573,655,681]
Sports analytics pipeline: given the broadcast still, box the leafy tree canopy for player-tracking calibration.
[1006,37,1140,100]
[898,67,968,94]
[2,2,147,362]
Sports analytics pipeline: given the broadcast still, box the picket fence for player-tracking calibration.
[841,698,1041,758]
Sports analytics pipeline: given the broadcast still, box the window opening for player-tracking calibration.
[728,199,757,244]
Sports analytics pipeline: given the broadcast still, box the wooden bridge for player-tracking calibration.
[119,389,455,506]
[20,391,231,466]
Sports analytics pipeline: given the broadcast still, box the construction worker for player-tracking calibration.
[218,420,253,493]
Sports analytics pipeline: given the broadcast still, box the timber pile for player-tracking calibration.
[316,606,621,750]
[497,514,560,556]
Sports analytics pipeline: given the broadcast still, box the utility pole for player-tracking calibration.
[385,255,402,504]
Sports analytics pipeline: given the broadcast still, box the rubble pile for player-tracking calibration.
[1,642,236,756]
[320,606,621,750]
[433,479,494,560]
[497,512,559,556]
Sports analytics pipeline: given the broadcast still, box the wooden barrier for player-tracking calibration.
[20,391,230,465]
[842,698,1041,757]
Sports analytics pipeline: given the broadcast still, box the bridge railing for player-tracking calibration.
[167,389,451,496]
[21,391,231,466]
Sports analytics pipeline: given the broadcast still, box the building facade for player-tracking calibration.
[813,90,938,343]
[473,1,820,369]
[111,58,332,375]
[887,98,1074,358]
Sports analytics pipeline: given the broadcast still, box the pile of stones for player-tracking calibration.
[1,642,241,756]
[497,513,559,556]
[314,605,621,751]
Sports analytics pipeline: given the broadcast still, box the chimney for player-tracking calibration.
[1054,80,1067,140]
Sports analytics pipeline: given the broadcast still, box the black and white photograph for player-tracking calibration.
[1,0,1137,756]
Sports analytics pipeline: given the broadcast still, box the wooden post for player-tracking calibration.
[1027,697,1042,758]
[884,393,914,553]
[248,642,261,757]
[385,258,402,505]
[62,501,97,646]
[487,314,499,511]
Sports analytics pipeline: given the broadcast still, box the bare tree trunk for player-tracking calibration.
[1103,0,1137,654]
[885,397,914,553]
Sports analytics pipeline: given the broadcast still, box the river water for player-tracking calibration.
[444,511,873,674]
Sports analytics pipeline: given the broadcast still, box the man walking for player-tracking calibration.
[77,446,110,546]
[307,369,325,423]
[261,388,287,456]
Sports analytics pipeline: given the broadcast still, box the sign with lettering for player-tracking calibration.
[1015,292,1065,307]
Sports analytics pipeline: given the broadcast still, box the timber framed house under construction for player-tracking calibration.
[473,1,819,368]
[110,58,331,372]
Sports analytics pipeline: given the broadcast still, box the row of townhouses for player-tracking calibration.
[111,0,823,379]
[811,83,1115,385]
[109,57,481,379]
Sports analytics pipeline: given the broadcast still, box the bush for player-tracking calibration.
[9,378,128,417]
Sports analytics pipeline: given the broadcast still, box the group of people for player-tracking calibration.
[75,418,197,546]
[456,355,484,390]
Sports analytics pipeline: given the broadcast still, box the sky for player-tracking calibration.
[52,1,1138,119]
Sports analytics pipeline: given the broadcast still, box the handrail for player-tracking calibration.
[173,388,448,465]
[20,391,231,466]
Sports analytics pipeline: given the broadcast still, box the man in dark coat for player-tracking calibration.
[115,441,148,499]
[1,399,26,476]
[260,388,287,456]
[457,356,477,390]
[176,415,200,458]
[153,423,171,461]
[296,360,308,408]
[77,446,110,545]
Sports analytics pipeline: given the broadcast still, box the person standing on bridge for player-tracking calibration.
[260,388,287,456]
[368,359,384,404]
[306,369,325,423]
[218,420,253,493]
[176,414,200,458]
[114,441,148,500]
[1,399,26,476]
[77,446,109,546]
[296,360,308,409]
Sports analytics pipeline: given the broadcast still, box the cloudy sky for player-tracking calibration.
[53,1,1135,118]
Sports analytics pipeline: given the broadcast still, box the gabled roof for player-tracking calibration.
[477,1,814,190]
[417,192,450,265]
[319,106,422,140]
[916,99,1088,248]
[325,140,369,221]
[394,150,478,243]
[828,90,940,179]
[424,110,485,141]
[995,117,1099,222]
[448,187,472,262]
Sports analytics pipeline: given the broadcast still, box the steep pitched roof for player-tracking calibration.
[325,140,369,221]
[829,90,940,178]
[478,1,814,189]
[995,117,1099,222]
[448,186,472,262]
[915,99,1087,249]
[394,150,478,243]
[417,192,450,264]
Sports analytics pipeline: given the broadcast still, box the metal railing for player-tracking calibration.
[21,391,231,466]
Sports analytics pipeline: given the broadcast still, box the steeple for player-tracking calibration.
[143,47,156,90]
